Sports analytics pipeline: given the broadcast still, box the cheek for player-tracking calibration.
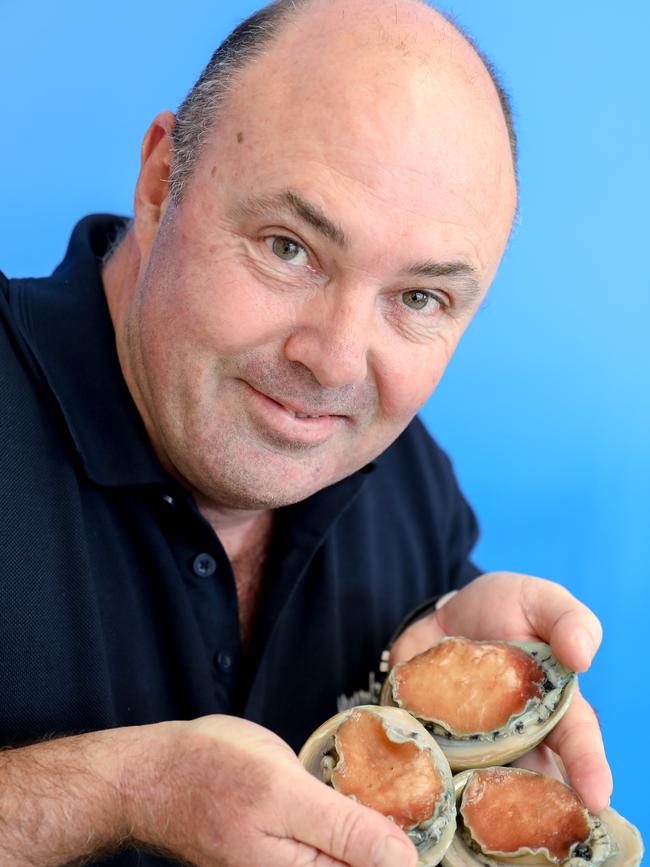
[375,331,458,421]
[140,248,299,358]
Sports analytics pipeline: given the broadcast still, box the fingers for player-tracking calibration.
[389,613,445,667]
[283,770,418,867]
[520,577,603,672]
[511,743,565,781]
[543,688,612,813]
[389,574,603,675]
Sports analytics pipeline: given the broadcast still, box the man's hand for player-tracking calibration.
[0,716,417,867]
[389,571,612,814]
[126,715,417,867]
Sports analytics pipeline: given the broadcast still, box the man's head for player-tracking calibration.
[168,0,518,205]
[106,0,517,511]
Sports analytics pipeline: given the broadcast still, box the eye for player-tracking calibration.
[266,236,309,266]
[401,289,442,311]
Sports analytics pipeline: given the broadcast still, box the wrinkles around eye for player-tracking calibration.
[249,240,324,291]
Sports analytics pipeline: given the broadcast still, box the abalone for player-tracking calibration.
[380,636,577,769]
[443,767,643,867]
[299,705,456,866]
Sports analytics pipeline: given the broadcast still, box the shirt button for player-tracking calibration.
[192,553,217,577]
[215,649,234,673]
[161,493,175,506]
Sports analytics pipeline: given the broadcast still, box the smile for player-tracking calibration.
[242,382,346,445]
[285,408,327,420]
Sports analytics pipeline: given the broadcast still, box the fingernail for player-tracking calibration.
[373,835,416,867]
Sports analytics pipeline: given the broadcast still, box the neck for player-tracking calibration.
[195,498,274,651]
[193,495,274,564]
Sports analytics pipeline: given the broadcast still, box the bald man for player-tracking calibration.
[0,1,611,865]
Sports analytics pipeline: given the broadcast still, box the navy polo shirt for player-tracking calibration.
[0,215,480,865]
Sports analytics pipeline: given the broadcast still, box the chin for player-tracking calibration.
[179,453,340,511]
[202,479,319,511]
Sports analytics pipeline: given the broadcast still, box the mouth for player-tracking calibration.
[241,382,347,445]
[267,398,343,420]
[286,409,323,419]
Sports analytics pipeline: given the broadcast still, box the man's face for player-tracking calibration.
[121,3,516,510]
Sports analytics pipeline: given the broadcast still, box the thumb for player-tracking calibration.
[389,612,446,667]
[285,769,418,867]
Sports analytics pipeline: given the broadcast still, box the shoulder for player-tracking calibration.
[0,269,64,405]
[0,270,75,499]
[0,270,47,392]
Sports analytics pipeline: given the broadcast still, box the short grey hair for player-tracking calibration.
[170,1,306,203]
[169,0,518,204]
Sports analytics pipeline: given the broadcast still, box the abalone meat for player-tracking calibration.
[443,766,643,866]
[299,705,456,866]
[380,636,577,769]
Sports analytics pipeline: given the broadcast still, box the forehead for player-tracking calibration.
[186,1,516,274]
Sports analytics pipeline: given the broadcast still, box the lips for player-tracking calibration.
[288,409,325,419]
[266,395,342,420]
[241,381,346,445]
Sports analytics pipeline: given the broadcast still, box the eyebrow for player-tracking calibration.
[235,189,348,248]
[405,260,483,306]
[235,189,484,305]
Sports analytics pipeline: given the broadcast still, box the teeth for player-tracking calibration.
[284,408,322,419]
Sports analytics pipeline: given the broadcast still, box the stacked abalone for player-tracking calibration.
[379,637,576,770]
[445,766,643,867]
[299,636,643,866]
[299,705,457,865]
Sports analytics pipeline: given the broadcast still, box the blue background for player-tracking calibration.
[1,0,647,847]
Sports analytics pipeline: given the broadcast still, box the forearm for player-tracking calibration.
[0,728,133,867]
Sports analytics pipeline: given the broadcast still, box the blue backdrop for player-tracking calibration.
[1,0,647,845]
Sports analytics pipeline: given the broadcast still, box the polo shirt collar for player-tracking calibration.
[16,213,168,487]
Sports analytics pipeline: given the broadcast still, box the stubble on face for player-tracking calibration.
[123,215,384,509]
[117,0,517,512]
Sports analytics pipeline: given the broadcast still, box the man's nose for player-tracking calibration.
[283,290,374,388]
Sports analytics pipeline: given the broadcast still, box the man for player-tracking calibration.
[0,0,611,865]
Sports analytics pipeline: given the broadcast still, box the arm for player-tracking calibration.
[0,729,129,866]
[0,717,417,867]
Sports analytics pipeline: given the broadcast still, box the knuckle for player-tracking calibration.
[288,851,319,867]
[519,576,537,610]
[328,804,368,862]
[555,718,605,760]
[574,692,602,727]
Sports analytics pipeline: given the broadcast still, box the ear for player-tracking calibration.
[133,110,176,255]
